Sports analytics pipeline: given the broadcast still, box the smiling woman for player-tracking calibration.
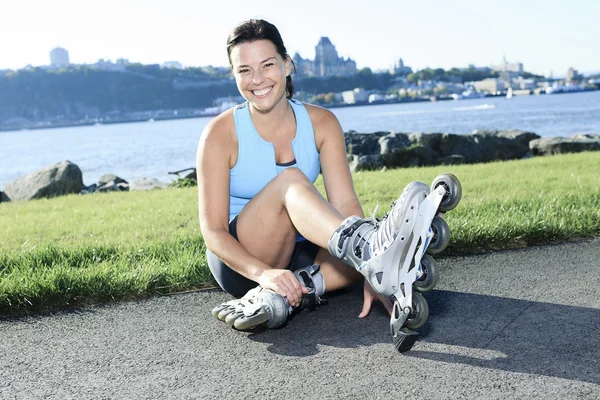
[194,19,457,352]
[227,20,295,113]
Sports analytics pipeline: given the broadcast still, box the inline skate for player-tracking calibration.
[328,173,462,352]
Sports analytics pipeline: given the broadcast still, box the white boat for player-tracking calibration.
[506,87,513,99]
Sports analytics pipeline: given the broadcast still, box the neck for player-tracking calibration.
[249,97,291,126]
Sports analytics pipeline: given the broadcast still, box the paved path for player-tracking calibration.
[2,238,600,399]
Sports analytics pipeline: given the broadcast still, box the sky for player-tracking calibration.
[1,0,598,77]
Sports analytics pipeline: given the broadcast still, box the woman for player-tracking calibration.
[197,19,426,330]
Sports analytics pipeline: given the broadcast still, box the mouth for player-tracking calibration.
[252,87,273,98]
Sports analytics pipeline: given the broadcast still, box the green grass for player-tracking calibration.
[1,151,599,315]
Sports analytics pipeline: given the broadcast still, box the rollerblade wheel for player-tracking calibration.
[432,173,462,212]
[414,254,439,292]
[426,216,450,255]
[405,292,429,330]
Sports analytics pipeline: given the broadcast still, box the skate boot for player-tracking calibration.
[211,264,327,331]
[328,173,462,353]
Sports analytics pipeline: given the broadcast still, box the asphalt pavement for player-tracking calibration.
[1,238,599,399]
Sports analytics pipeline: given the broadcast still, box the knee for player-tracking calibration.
[276,167,310,185]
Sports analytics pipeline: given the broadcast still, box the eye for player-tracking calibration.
[238,68,250,74]
[263,63,273,68]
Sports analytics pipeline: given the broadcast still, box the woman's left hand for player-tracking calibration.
[359,280,393,318]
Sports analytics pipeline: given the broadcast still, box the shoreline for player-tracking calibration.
[2,88,597,134]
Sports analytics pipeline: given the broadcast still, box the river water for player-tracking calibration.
[1,90,598,189]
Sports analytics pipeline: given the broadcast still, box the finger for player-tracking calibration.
[382,296,393,316]
[287,273,305,305]
[278,278,299,307]
[358,295,373,318]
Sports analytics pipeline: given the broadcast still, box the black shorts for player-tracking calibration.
[206,215,320,298]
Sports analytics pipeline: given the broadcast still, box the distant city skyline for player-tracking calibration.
[2,0,599,77]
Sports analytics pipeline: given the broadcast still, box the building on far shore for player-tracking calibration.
[566,67,583,82]
[342,88,367,104]
[389,58,413,75]
[293,36,356,78]
[162,61,183,69]
[88,58,128,72]
[492,56,523,80]
[473,78,506,93]
[50,47,69,68]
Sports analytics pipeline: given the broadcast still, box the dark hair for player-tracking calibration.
[227,19,295,99]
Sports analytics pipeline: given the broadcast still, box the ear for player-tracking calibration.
[285,55,292,77]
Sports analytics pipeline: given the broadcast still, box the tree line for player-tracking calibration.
[0,64,513,122]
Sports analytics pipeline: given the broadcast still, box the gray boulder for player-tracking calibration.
[348,154,385,172]
[97,180,129,192]
[494,129,541,148]
[572,133,600,140]
[345,131,388,156]
[378,132,411,155]
[529,136,600,156]
[2,160,84,201]
[381,144,438,168]
[96,174,129,192]
[406,130,538,164]
[129,178,169,191]
[438,154,466,165]
[98,174,127,186]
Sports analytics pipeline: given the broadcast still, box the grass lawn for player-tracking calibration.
[1,151,599,315]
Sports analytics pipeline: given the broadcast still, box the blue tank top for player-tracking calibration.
[229,99,320,221]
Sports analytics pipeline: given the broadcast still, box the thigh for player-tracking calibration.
[235,173,300,269]
[206,216,258,298]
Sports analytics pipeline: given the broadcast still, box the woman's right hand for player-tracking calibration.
[258,269,308,308]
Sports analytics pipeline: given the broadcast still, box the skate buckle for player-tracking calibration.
[358,262,368,272]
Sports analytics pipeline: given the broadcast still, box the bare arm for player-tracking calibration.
[196,113,271,282]
[308,105,364,218]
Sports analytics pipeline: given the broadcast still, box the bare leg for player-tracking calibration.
[235,167,345,269]
[313,247,362,292]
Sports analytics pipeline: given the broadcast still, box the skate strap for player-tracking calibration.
[336,217,372,251]
[295,264,327,311]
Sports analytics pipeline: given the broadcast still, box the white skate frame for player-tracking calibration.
[363,185,445,310]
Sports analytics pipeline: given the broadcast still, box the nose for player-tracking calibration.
[252,69,265,85]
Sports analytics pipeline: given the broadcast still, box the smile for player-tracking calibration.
[252,87,273,97]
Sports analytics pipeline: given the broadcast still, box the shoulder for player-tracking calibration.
[300,102,344,149]
[302,102,339,128]
[198,108,237,157]
[200,108,236,145]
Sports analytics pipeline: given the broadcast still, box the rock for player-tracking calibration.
[1,190,10,203]
[81,183,98,194]
[345,130,388,156]
[3,160,84,201]
[406,130,538,164]
[381,144,438,168]
[471,131,536,163]
[97,180,129,192]
[572,133,600,140]
[378,132,411,154]
[349,154,384,172]
[529,136,600,156]
[98,174,127,186]
[438,154,466,165]
[495,129,541,148]
[129,178,169,191]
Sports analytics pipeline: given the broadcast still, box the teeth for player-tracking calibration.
[253,87,272,96]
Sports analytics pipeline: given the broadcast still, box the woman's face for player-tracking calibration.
[230,39,291,113]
